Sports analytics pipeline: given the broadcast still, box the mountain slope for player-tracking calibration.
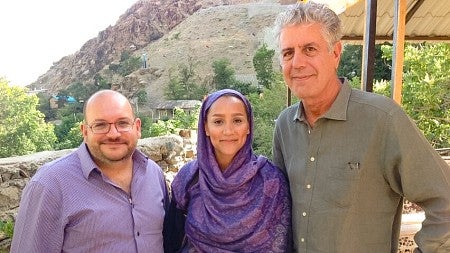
[29,0,294,106]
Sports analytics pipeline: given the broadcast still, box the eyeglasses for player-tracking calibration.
[87,119,135,134]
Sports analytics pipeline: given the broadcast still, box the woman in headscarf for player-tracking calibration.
[164,89,292,253]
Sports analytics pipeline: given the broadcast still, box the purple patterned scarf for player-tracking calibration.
[172,89,291,252]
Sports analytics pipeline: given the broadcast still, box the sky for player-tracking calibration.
[0,0,138,87]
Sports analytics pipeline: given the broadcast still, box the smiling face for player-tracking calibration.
[81,90,141,167]
[279,22,342,102]
[205,95,250,170]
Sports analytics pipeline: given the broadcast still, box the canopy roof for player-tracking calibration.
[285,0,449,105]
[339,0,450,42]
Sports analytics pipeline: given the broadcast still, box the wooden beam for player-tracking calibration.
[361,0,377,92]
[391,0,407,104]
[406,0,425,23]
[342,35,450,42]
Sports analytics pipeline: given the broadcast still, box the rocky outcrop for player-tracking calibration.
[28,0,297,108]
[31,0,204,92]
[29,0,270,93]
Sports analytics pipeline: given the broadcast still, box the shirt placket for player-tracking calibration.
[300,124,321,251]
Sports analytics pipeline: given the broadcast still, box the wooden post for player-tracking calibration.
[391,0,407,104]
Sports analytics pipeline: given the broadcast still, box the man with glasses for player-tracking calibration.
[11,90,168,253]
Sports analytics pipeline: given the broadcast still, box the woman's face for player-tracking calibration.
[205,95,250,170]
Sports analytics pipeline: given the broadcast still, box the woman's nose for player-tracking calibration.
[222,122,233,135]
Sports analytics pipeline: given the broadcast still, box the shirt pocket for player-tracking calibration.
[324,162,362,207]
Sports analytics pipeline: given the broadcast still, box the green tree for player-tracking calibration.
[65,80,106,103]
[147,107,200,137]
[347,43,449,148]
[36,92,56,120]
[139,114,154,138]
[135,90,148,104]
[212,59,258,95]
[232,80,259,95]
[212,59,236,90]
[339,43,391,81]
[396,43,450,148]
[55,122,83,150]
[165,63,210,100]
[0,79,56,157]
[53,103,84,150]
[93,75,112,90]
[253,43,275,89]
[109,51,141,77]
[248,73,288,158]
[171,106,200,130]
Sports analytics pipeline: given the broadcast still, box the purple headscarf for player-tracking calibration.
[171,89,291,252]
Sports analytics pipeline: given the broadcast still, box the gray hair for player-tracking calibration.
[273,1,343,52]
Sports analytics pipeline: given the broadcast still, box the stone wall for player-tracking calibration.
[0,134,448,251]
[0,134,196,250]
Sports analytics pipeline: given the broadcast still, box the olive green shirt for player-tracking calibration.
[273,80,450,253]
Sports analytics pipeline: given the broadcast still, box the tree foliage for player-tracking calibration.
[0,219,14,239]
[65,80,107,104]
[0,79,57,157]
[253,43,276,89]
[395,43,450,148]
[148,107,200,137]
[1,42,448,159]
[344,43,449,148]
[212,58,236,90]
[212,58,258,95]
[109,51,141,77]
[135,90,148,104]
[338,43,391,81]
[248,74,288,158]
[164,62,209,100]
[55,122,83,150]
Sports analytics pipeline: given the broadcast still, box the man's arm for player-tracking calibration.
[10,181,64,253]
[383,108,450,252]
[272,121,287,174]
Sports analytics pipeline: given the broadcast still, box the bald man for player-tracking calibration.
[11,90,168,253]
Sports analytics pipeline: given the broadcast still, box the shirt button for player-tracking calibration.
[306,184,311,189]
[310,157,315,162]
[302,212,307,216]
[301,238,305,242]
[137,231,140,236]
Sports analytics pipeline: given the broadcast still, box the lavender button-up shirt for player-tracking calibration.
[11,143,168,253]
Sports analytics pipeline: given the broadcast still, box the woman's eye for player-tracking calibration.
[213,120,223,125]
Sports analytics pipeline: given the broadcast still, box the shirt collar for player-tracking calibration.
[294,78,351,122]
[323,78,351,121]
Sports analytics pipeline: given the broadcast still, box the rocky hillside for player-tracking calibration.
[29,0,296,107]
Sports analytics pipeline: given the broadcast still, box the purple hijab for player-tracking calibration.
[171,89,291,252]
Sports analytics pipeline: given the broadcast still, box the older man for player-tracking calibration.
[272,2,450,252]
